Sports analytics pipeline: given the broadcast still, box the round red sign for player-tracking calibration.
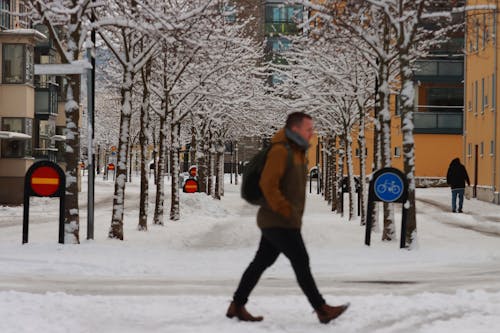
[30,166,61,196]
[183,179,198,193]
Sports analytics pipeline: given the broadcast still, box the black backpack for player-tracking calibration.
[241,142,292,205]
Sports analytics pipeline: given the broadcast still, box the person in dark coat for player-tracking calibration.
[446,158,470,213]
[226,112,348,324]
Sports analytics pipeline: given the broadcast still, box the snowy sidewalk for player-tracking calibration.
[0,179,500,332]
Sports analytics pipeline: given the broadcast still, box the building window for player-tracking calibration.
[492,74,496,109]
[475,80,478,114]
[222,4,236,23]
[475,19,479,51]
[482,78,485,113]
[0,0,10,30]
[482,14,487,48]
[394,146,401,158]
[395,95,401,116]
[491,140,495,156]
[480,141,484,157]
[1,118,33,158]
[468,143,472,157]
[426,87,463,112]
[355,148,360,158]
[2,44,34,84]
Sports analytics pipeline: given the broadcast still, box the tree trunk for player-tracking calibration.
[234,142,239,186]
[337,137,345,217]
[400,57,417,248]
[170,122,181,221]
[153,114,167,225]
[214,148,222,200]
[109,72,133,240]
[358,111,367,226]
[330,136,338,212]
[209,146,216,197]
[345,134,355,221]
[138,61,151,231]
[63,79,81,244]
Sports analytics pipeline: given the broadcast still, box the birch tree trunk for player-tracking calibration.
[170,122,181,221]
[64,80,81,243]
[337,137,345,217]
[345,134,355,221]
[109,72,133,240]
[153,112,167,225]
[138,61,151,231]
[331,136,338,212]
[358,111,367,226]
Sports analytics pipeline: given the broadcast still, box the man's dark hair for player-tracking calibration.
[285,112,312,129]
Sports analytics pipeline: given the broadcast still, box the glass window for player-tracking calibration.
[2,44,33,85]
[416,61,437,76]
[1,118,32,158]
[426,87,463,111]
[0,0,10,29]
[482,78,485,112]
[222,5,236,23]
[395,95,401,115]
[475,81,478,113]
[3,44,24,84]
[492,74,496,108]
[490,140,495,156]
[394,147,401,157]
[269,37,290,53]
[438,62,463,76]
[480,142,484,156]
[468,143,472,157]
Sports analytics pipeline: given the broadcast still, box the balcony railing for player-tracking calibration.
[265,22,300,35]
[413,111,463,134]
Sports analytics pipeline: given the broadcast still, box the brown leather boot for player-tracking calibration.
[316,303,349,324]
[226,301,263,322]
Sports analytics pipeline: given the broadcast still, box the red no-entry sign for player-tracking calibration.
[30,166,61,196]
[23,160,66,244]
[183,178,199,193]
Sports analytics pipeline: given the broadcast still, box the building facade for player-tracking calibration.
[464,0,500,203]
[0,0,70,204]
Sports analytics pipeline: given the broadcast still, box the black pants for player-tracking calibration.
[233,228,325,309]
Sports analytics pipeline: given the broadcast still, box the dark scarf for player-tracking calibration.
[285,128,310,151]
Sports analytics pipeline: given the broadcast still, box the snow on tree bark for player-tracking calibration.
[109,72,133,240]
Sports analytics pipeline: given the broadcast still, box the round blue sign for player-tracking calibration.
[374,172,404,202]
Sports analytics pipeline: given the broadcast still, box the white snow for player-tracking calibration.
[1,178,500,332]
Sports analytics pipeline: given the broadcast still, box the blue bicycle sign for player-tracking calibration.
[374,172,404,202]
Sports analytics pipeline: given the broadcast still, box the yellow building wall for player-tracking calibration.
[464,0,500,201]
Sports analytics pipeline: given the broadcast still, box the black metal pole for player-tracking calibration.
[22,185,30,244]
[59,196,65,244]
[86,6,96,240]
[365,200,374,246]
[400,207,408,249]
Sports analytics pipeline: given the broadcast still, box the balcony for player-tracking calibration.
[413,111,463,134]
[35,83,59,117]
[414,59,463,84]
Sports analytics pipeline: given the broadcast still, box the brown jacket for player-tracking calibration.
[257,128,308,229]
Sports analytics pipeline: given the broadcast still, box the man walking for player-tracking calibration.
[226,112,348,324]
[446,157,471,213]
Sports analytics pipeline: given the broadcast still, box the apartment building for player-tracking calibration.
[464,0,500,203]
[0,0,69,204]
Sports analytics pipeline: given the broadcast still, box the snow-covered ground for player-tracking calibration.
[1,176,500,333]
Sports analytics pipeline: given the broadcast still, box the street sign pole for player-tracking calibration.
[86,45,95,240]
[365,167,409,249]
